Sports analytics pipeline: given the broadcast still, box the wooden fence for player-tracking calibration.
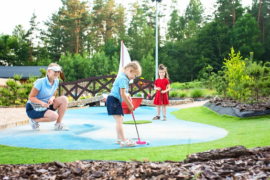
[58,75,161,101]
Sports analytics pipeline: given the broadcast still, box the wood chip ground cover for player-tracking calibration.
[1,146,270,179]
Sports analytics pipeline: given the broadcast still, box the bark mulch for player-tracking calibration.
[1,145,270,179]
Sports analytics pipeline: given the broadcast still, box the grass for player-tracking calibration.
[1,106,270,164]
[123,120,152,124]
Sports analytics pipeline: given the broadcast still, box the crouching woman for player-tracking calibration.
[26,63,69,131]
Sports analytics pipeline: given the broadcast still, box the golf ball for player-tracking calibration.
[147,141,150,145]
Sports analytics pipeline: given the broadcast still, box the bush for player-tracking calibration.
[136,92,145,98]
[179,92,188,98]
[169,91,178,98]
[190,89,204,98]
[68,96,74,102]
[188,82,195,88]
[194,81,203,88]
[204,95,212,99]
[171,82,188,90]
[171,82,180,89]
[180,83,187,90]
[79,96,86,100]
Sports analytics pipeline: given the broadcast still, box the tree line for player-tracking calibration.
[0,0,270,82]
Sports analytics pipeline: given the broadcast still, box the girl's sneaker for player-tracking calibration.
[163,116,167,121]
[120,140,136,147]
[30,119,40,130]
[55,123,69,131]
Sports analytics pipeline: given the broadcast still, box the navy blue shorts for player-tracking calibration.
[106,96,124,116]
[26,103,56,119]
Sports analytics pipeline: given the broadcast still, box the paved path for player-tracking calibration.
[0,108,29,130]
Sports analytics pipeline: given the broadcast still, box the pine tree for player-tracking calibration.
[185,0,204,25]
[24,12,40,63]
[59,0,91,54]
[214,0,244,26]
[128,2,155,61]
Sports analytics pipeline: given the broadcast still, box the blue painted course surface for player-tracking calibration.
[0,107,227,150]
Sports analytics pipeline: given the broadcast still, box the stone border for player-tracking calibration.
[0,120,29,131]
[0,105,26,108]
[141,98,194,106]
[68,96,104,108]
[67,106,90,110]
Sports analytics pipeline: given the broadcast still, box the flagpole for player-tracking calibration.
[155,0,158,80]
[121,40,124,68]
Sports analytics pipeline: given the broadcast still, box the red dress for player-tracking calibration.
[153,78,170,105]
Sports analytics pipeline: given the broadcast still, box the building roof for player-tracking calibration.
[0,66,47,79]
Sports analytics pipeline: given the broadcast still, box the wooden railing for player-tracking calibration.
[58,75,160,100]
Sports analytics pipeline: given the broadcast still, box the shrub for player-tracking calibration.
[204,95,212,99]
[79,96,86,100]
[190,89,204,98]
[194,81,203,88]
[188,82,195,88]
[171,82,180,89]
[136,92,145,98]
[169,91,178,98]
[178,83,186,90]
[179,92,188,98]
[68,96,73,102]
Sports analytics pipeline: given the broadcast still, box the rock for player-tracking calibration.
[92,171,103,178]
[54,161,67,168]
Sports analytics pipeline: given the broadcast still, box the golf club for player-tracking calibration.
[131,111,146,145]
[128,96,146,145]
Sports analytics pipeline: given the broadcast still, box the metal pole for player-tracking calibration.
[155,0,158,80]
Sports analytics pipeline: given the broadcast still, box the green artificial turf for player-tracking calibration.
[123,120,152,124]
[1,106,270,165]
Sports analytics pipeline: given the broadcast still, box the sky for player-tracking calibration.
[0,0,253,35]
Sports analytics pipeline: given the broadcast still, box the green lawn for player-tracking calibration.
[123,120,152,124]
[1,106,270,165]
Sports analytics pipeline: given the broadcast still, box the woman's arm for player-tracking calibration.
[28,87,49,107]
[120,88,134,111]
[48,90,57,105]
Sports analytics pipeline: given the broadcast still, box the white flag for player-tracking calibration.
[117,41,133,84]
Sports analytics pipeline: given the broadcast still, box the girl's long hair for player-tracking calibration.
[158,64,169,79]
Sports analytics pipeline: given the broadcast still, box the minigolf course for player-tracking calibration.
[0,107,227,150]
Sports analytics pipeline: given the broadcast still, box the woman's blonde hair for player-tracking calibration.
[47,63,65,81]
[123,61,142,76]
[158,64,169,79]
[47,63,61,75]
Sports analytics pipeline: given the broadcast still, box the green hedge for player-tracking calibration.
[190,89,204,98]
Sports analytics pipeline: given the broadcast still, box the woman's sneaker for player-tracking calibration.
[55,123,69,131]
[30,119,40,130]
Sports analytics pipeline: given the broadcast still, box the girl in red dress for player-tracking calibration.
[153,64,171,121]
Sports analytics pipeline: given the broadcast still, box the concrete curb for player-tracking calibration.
[0,120,29,131]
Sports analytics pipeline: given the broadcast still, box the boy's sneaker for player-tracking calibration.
[30,119,40,130]
[55,123,69,131]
